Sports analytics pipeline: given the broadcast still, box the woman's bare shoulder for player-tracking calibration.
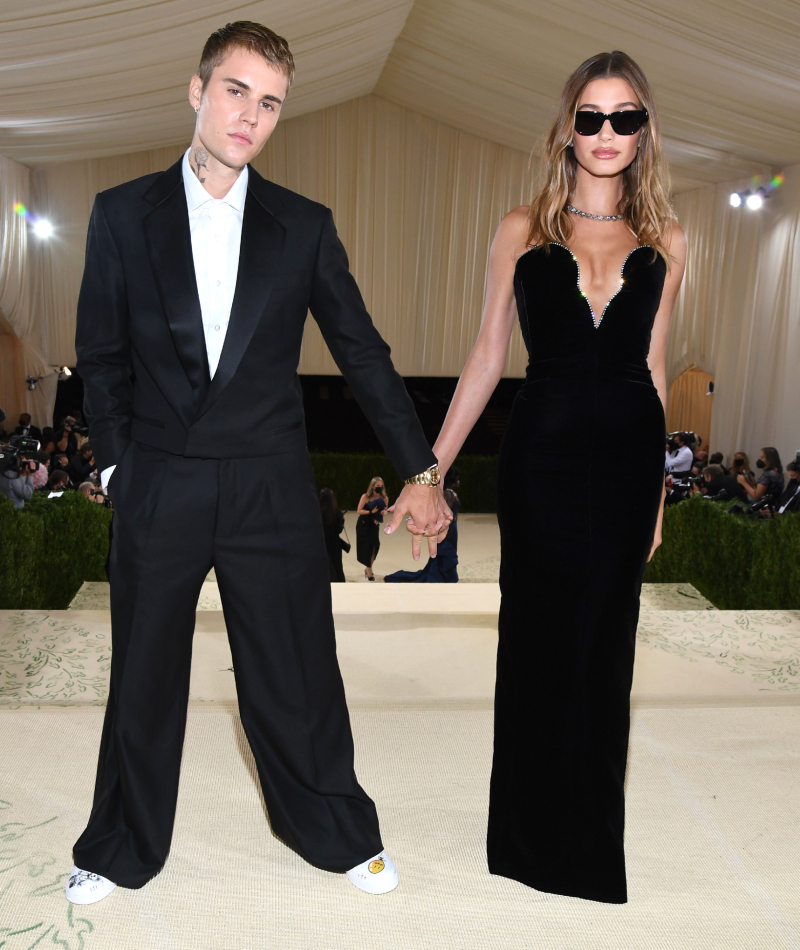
[495,205,535,263]
[666,221,687,261]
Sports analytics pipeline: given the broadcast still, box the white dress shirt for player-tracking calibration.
[101,151,248,492]
[183,148,248,378]
[665,444,694,474]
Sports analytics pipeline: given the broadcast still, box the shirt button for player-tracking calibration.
[214,324,221,331]
[215,280,221,286]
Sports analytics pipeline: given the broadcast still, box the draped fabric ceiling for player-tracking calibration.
[3,0,799,187]
[1,0,799,463]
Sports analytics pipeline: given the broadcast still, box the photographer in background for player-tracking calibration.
[51,452,73,487]
[46,470,70,494]
[78,481,107,505]
[738,446,784,508]
[730,451,756,488]
[665,431,694,475]
[775,459,800,514]
[69,443,98,485]
[0,445,36,509]
[698,463,747,502]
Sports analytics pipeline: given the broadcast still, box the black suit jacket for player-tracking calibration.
[14,425,43,442]
[75,158,435,479]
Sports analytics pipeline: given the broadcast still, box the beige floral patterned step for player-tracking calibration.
[67,580,716,612]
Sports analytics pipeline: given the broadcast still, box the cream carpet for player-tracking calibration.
[3,515,799,949]
[2,704,799,950]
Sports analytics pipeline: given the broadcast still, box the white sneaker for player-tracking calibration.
[65,866,116,904]
[346,850,399,894]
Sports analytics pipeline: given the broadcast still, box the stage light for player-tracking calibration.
[33,218,53,238]
[729,192,742,207]
[746,192,763,210]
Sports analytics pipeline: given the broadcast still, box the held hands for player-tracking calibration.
[384,484,453,560]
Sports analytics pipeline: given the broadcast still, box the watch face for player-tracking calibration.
[430,468,441,486]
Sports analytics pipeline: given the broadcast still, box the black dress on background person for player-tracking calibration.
[356,498,386,568]
[322,508,346,582]
[488,242,667,904]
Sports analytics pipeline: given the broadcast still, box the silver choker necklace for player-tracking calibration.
[567,204,624,221]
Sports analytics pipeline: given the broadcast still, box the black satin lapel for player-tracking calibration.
[143,187,210,408]
[195,193,286,418]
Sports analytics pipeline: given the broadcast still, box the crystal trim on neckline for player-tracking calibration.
[546,242,652,328]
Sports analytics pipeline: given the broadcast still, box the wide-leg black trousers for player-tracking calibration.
[73,443,382,888]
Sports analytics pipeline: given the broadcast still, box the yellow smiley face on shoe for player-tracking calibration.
[368,858,385,874]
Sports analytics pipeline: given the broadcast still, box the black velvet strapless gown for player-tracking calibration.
[487,242,667,904]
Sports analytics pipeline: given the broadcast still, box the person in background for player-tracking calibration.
[709,451,728,474]
[14,413,42,443]
[731,451,755,487]
[319,487,346,582]
[385,466,461,584]
[52,427,77,460]
[775,460,800,514]
[41,427,57,454]
[69,443,98,484]
[738,446,784,507]
[356,476,388,581]
[665,431,694,475]
[31,452,51,490]
[694,449,708,466]
[78,481,107,505]
[0,450,36,509]
[46,470,70,494]
[698,463,747,501]
[51,452,73,485]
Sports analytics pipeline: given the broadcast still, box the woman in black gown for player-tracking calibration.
[430,52,686,903]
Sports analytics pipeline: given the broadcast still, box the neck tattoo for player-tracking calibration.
[567,204,624,222]
[192,146,209,183]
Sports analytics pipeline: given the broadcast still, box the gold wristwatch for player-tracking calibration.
[404,464,441,487]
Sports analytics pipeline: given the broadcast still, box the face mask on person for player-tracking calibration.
[734,458,744,466]
[756,459,766,469]
[375,486,383,494]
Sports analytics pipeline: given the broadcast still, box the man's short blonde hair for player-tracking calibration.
[198,21,295,91]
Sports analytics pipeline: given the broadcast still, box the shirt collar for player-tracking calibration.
[182,148,249,213]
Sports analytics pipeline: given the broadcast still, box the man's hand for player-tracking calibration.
[384,485,452,560]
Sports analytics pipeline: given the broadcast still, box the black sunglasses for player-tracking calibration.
[573,109,649,136]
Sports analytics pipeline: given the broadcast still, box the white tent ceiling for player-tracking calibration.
[2,0,799,190]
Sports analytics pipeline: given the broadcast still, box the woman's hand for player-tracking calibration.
[384,484,452,560]
[647,525,662,561]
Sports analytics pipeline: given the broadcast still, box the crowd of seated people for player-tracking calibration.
[664,431,799,515]
[0,410,106,509]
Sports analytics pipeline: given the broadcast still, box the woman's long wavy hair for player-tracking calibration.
[527,51,675,263]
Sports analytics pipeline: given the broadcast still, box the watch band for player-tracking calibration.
[404,464,441,487]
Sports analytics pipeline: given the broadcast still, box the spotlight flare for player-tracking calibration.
[33,219,53,238]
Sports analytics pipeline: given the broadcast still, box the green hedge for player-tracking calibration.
[309,452,498,514]
[3,465,798,611]
[0,491,112,609]
[643,495,800,609]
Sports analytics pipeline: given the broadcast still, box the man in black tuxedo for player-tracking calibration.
[14,413,42,443]
[67,21,449,906]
